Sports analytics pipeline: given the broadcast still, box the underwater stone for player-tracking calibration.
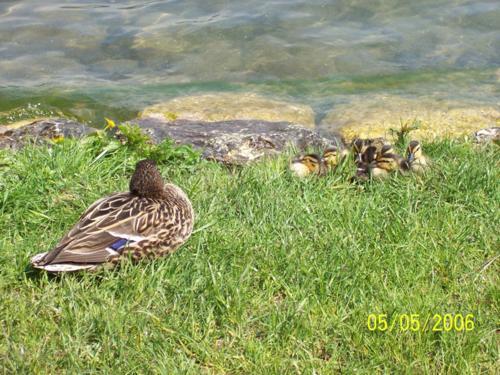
[140,93,316,128]
[320,95,500,141]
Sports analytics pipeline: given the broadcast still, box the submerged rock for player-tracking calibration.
[140,93,316,128]
[320,95,500,141]
[136,118,338,165]
[0,119,96,149]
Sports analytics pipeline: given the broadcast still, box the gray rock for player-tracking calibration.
[136,118,341,164]
[473,127,500,144]
[0,117,342,165]
[0,118,96,149]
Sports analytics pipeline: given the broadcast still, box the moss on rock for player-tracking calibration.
[140,93,315,128]
[320,95,499,141]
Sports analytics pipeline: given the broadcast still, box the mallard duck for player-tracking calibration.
[322,145,349,171]
[30,159,194,272]
[289,153,325,177]
[405,140,429,173]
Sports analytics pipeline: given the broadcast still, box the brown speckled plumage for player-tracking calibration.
[30,159,194,272]
[351,144,405,181]
[289,153,326,177]
[322,146,348,170]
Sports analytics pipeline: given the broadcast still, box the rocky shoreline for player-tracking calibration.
[1,93,498,165]
[0,117,339,165]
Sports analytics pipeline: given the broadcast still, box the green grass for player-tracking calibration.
[0,138,498,373]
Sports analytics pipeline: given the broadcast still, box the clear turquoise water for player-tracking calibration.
[0,0,498,125]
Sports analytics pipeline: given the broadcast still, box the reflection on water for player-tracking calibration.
[0,0,498,125]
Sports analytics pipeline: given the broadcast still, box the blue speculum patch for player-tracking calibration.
[109,238,129,252]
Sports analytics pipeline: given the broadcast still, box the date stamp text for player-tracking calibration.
[367,313,475,332]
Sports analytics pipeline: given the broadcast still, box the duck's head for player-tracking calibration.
[129,159,165,198]
[406,140,422,163]
[290,153,322,177]
[323,146,340,168]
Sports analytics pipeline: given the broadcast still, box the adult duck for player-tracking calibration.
[30,159,194,272]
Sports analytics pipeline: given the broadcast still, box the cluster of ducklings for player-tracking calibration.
[290,138,428,181]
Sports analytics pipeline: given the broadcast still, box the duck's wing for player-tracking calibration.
[34,192,162,266]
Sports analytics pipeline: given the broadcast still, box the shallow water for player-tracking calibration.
[0,0,498,126]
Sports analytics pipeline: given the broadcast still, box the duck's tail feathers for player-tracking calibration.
[30,252,99,273]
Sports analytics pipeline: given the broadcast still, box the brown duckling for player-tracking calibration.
[405,140,429,173]
[350,146,383,182]
[351,161,372,182]
[322,145,349,171]
[375,144,405,173]
[352,145,403,181]
[365,146,391,179]
[289,153,325,177]
[351,137,387,163]
[351,138,366,163]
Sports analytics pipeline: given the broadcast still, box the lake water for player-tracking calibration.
[0,0,498,126]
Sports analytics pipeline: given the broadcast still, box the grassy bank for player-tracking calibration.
[0,138,498,373]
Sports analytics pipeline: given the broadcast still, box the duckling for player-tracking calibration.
[375,144,405,173]
[365,146,391,179]
[350,146,382,182]
[30,159,194,272]
[322,145,349,171]
[351,160,372,182]
[351,137,387,163]
[405,140,429,173]
[289,153,325,177]
[351,138,366,163]
[351,145,397,182]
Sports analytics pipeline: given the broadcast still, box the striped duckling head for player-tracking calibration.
[406,140,423,163]
[406,140,428,173]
